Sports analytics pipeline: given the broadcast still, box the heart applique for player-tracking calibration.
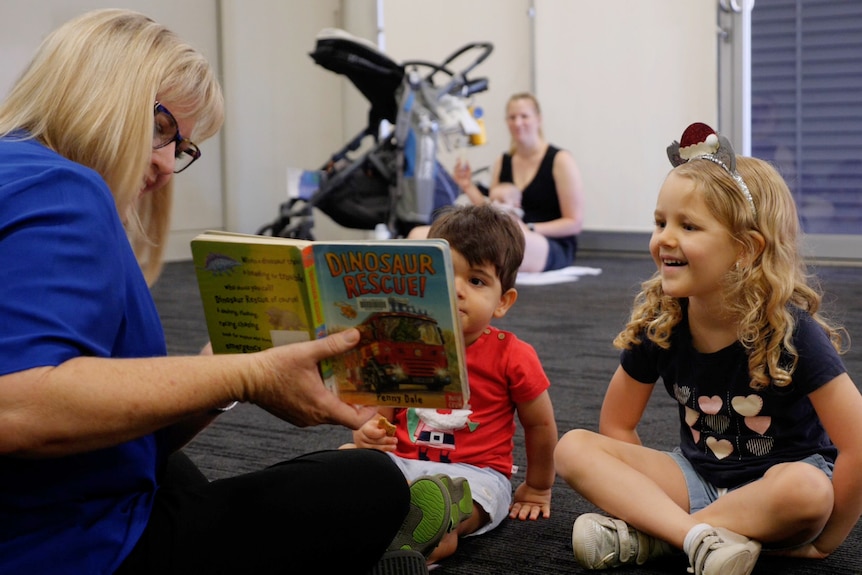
[674,385,691,405]
[698,395,723,415]
[706,436,733,459]
[746,437,774,456]
[703,414,730,433]
[744,416,771,435]
[731,395,763,417]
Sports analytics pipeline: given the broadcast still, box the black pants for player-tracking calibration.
[116,449,408,574]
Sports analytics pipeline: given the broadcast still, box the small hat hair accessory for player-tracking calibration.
[667,122,756,216]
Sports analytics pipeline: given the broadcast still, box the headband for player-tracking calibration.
[666,122,756,217]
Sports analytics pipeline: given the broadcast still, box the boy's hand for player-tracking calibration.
[352,416,398,451]
[509,481,551,521]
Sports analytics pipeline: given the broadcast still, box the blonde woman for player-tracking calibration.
[454,92,584,272]
[0,10,426,574]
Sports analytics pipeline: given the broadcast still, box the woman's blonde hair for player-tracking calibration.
[0,9,224,284]
[132,179,174,284]
[615,156,845,390]
[506,92,544,155]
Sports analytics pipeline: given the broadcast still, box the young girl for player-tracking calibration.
[554,122,862,575]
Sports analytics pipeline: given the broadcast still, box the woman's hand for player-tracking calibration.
[248,329,378,430]
[453,159,473,191]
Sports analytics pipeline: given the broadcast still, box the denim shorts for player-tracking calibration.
[386,455,512,536]
[544,236,577,271]
[667,448,834,513]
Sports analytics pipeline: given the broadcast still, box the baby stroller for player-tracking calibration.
[257,28,493,240]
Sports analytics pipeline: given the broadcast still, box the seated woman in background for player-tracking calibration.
[410,92,585,273]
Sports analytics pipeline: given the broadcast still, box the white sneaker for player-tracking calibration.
[687,527,761,575]
[571,513,676,569]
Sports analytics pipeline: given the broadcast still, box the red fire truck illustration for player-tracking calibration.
[343,311,451,393]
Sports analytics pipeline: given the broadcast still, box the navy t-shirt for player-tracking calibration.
[621,306,843,488]
[0,136,166,573]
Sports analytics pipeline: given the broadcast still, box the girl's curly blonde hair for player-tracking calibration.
[615,156,846,390]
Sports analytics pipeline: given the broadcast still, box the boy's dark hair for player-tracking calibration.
[427,204,525,292]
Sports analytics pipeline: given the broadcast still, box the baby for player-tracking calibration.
[488,182,523,219]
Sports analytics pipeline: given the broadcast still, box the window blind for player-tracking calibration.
[751,0,862,234]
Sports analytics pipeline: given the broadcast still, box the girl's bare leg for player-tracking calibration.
[555,428,695,547]
[692,461,833,546]
[555,429,834,549]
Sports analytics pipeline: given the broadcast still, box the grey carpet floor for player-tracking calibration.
[152,253,862,574]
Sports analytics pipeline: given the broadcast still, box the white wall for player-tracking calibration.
[534,0,717,232]
[219,0,351,239]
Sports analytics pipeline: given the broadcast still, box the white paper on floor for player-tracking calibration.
[515,266,602,286]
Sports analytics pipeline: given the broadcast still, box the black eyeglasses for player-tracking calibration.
[153,102,201,173]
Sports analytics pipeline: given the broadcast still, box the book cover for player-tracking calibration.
[191,231,469,409]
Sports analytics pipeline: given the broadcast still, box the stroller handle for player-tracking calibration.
[459,78,488,97]
[437,41,493,100]
[402,41,494,99]
[401,41,493,80]
[439,41,494,77]
[400,59,457,79]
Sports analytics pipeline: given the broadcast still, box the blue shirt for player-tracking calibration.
[0,136,166,573]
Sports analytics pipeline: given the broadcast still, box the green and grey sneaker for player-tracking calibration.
[387,475,452,557]
[572,513,676,569]
[433,474,473,532]
[366,550,428,575]
[687,527,761,575]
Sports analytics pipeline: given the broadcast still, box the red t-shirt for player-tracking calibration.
[392,326,550,477]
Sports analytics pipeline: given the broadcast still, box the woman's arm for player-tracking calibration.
[0,329,377,458]
[531,149,584,238]
[453,159,485,206]
[598,365,655,444]
[155,341,236,454]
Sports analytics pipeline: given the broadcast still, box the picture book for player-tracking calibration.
[191,231,469,409]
